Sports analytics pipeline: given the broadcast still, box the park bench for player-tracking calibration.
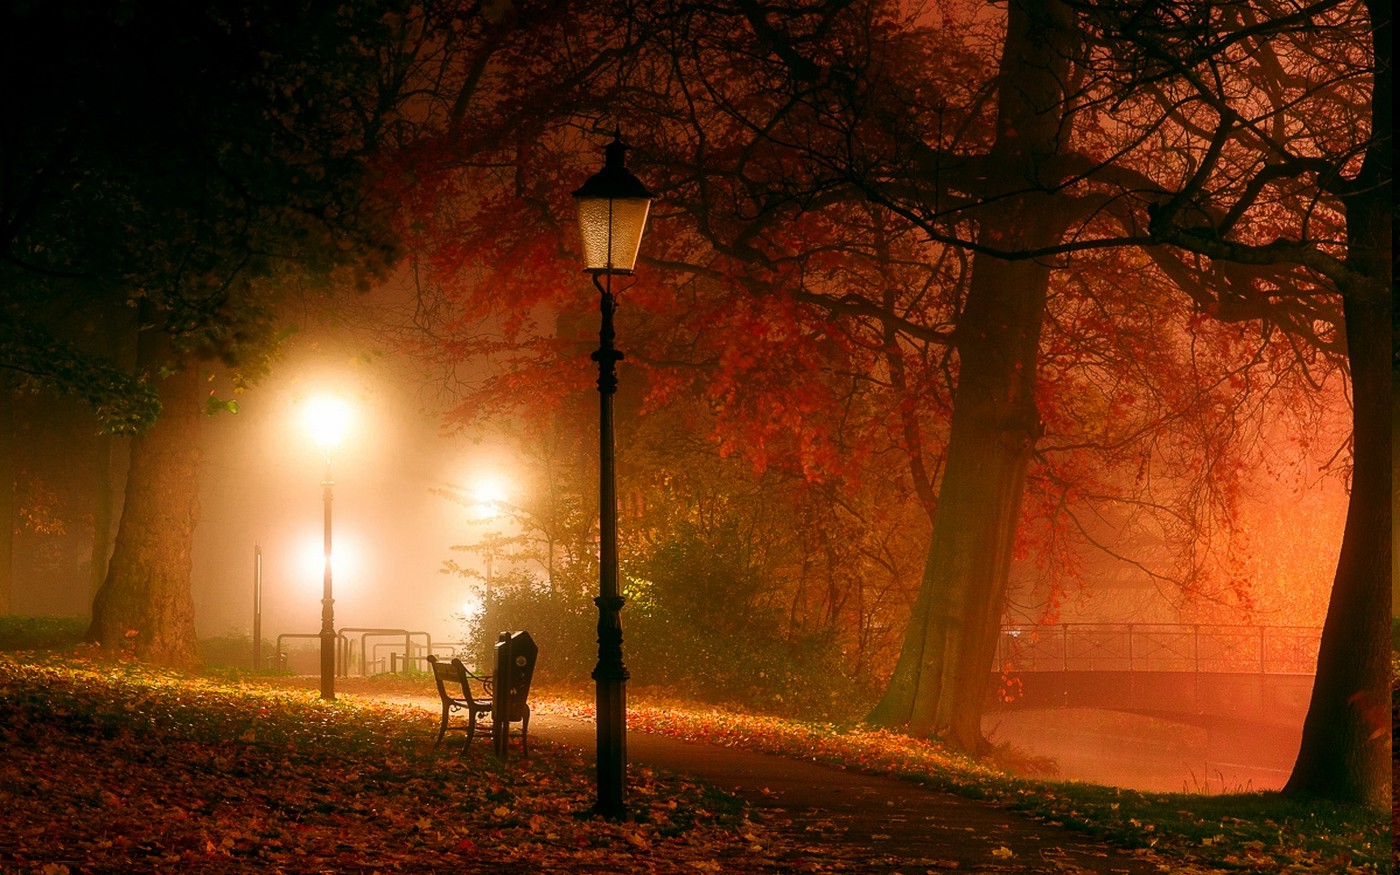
[426,655,494,751]
[427,632,537,758]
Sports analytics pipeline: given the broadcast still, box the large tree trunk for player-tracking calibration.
[1283,0,1391,806]
[1282,280,1391,809]
[867,0,1071,751]
[0,375,12,615]
[86,337,203,668]
[867,250,1050,749]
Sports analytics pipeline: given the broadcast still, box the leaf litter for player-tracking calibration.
[1,656,1386,874]
[0,656,859,873]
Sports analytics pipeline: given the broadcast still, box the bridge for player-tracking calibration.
[985,623,1319,728]
[981,624,1320,790]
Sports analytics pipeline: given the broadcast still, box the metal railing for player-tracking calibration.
[375,641,475,674]
[275,628,448,676]
[995,624,1320,675]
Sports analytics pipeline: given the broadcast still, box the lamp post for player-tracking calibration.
[572,132,652,818]
[252,544,262,670]
[306,395,350,702]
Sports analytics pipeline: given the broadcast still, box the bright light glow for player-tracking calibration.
[471,473,510,511]
[459,597,483,620]
[299,532,361,589]
[304,395,351,449]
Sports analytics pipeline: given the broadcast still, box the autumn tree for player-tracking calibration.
[1,0,440,663]
[401,0,1348,744]
[593,0,1309,751]
[613,2,1374,803]
[1083,0,1391,808]
[398,0,1381,814]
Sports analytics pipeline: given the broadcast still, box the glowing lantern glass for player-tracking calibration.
[572,134,653,273]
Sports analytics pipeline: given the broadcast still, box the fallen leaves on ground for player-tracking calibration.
[606,693,1388,875]
[0,656,850,874]
[2,659,1386,875]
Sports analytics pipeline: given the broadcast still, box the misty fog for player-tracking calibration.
[5,298,1347,796]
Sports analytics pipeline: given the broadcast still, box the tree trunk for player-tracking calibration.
[88,436,125,599]
[1281,282,1391,809]
[86,337,203,668]
[1283,1,1391,805]
[0,375,13,615]
[867,0,1071,750]
[867,237,1052,749]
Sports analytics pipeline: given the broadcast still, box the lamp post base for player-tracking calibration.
[320,467,336,702]
[593,593,629,817]
[593,675,628,818]
[319,627,336,701]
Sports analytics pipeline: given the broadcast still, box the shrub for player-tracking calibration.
[0,616,87,651]
[454,520,883,721]
[460,570,597,684]
[199,632,280,670]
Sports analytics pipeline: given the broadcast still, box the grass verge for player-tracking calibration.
[0,617,87,651]
[0,652,821,874]
[1,639,1390,874]
[253,672,1389,873]
[604,695,1388,874]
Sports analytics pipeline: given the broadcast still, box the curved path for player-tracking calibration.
[383,692,1206,874]
[536,714,1180,874]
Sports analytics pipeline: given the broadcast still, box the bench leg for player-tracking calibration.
[521,712,529,758]
[433,707,449,749]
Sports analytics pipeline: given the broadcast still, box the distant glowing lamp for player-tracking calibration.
[305,395,351,449]
[300,532,359,586]
[303,393,352,702]
[471,474,510,516]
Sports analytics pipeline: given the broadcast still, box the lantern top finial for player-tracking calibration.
[603,130,627,169]
[573,131,653,201]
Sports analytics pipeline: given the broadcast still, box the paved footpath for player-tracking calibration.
[384,694,1197,874]
[534,715,1185,874]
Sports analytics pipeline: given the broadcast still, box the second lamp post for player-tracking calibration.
[306,395,350,702]
[572,132,652,818]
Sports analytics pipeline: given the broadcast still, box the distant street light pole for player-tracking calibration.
[252,544,262,670]
[306,395,350,702]
[572,132,653,819]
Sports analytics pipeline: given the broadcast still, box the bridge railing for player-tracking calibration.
[995,624,1320,674]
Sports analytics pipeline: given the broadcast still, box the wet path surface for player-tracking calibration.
[537,714,1175,873]
[382,694,1198,874]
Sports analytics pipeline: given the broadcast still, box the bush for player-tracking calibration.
[626,607,872,721]
[620,523,877,721]
[0,616,88,651]
[462,571,597,684]
[199,632,279,670]
[460,523,882,720]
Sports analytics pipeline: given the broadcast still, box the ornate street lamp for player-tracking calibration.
[305,394,351,701]
[572,132,652,818]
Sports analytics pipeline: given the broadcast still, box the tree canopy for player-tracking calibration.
[400,0,1384,806]
[1,0,445,663]
[0,0,411,430]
